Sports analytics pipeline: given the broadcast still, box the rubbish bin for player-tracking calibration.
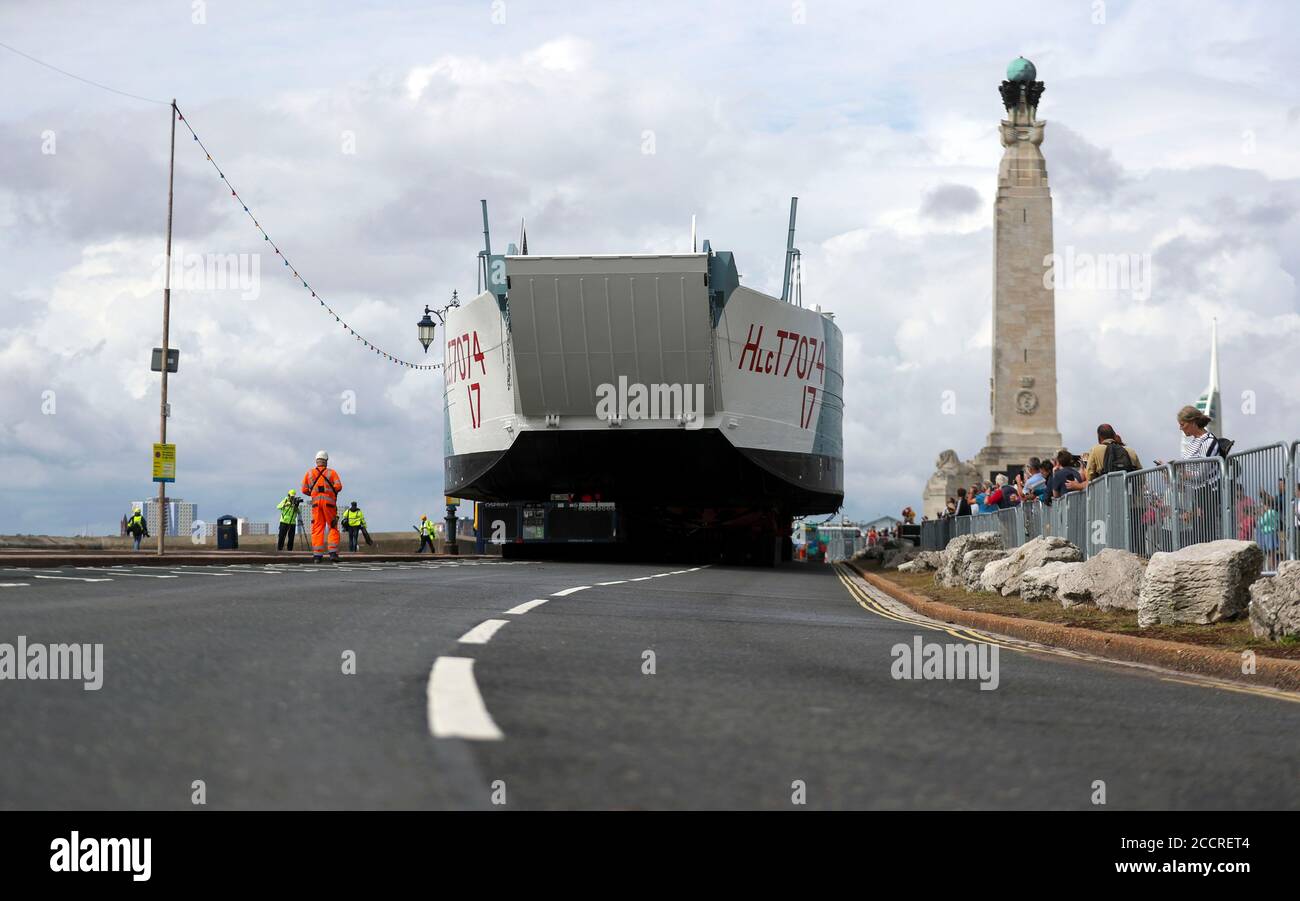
[216,515,239,550]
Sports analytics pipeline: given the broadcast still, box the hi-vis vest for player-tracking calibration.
[277,495,298,525]
[343,508,366,527]
[422,520,437,538]
[301,467,342,506]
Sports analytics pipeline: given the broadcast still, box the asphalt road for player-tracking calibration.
[0,558,1296,810]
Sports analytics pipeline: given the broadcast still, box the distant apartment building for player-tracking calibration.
[131,497,198,538]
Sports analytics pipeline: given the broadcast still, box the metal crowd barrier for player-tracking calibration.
[993,506,1021,549]
[1083,471,1129,558]
[1224,442,1289,575]
[1126,465,1176,558]
[1051,489,1088,555]
[1023,498,1045,542]
[969,511,999,535]
[927,439,1297,574]
[1291,442,1300,565]
[1166,454,1230,554]
[920,519,945,551]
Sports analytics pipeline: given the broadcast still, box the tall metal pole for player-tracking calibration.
[780,196,798,303]
[157,99,177,556]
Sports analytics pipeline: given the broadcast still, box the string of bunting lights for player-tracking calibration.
[172,103,440,371]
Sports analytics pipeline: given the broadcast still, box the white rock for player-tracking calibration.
[1019,561,1083,603]
[979,536,1083,596]
[1054,548,1147,612]
[962,549,1009,591]
[1248,560,1300,641]
[881,548,920,570]
[1138,540,1264,627]
[910,550,943,571]
[935,532,1003,588]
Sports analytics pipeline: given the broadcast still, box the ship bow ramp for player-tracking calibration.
[443,252,843,521]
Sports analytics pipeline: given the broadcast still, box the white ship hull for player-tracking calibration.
[442,252,843,516]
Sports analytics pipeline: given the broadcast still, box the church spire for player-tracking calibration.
[1196,318,1222,436]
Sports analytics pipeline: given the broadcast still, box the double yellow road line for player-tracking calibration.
[834,563,1024,654]
[835,563,1300,704]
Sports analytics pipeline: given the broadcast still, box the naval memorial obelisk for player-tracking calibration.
[922,57,1063,517]
[972,55,1063,475]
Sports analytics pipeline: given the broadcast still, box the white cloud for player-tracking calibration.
[0,0,1297,534]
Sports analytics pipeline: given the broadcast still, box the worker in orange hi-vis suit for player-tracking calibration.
[301,450,343,563]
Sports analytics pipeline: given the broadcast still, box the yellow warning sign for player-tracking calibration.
[152,443,176,483]
[445,496,462,506]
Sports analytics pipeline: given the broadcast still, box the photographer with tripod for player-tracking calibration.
[276,488,304,551]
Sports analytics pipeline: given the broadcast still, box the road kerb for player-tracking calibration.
[848,562,1300,694]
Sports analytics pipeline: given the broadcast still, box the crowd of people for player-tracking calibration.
[925,405,1225,520]
[865,525,901,546]
[924,404,1298,566]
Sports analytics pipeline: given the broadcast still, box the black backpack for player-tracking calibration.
[1100,441,1138,475]
[1209,433,1234,458]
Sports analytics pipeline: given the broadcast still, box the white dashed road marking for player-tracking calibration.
[33,575,113,582]
[79,568,178,579]
[551,586,590,596]
[0,583,30,588]
[504,598,549,615]
[596,580,626,586]
[427,656,503,741]
[458,619,509,645]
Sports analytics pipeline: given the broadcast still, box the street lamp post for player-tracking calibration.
[415,290,459,354]
[418,292,461,555]
[157,99,177,556]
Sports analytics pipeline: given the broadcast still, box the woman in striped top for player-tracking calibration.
[1175,405,1223,541]
[1178,406,1220,459]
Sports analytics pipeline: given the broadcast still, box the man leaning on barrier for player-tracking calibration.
[1080,424,1141,485]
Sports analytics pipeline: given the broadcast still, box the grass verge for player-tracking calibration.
[872,563,1300,661]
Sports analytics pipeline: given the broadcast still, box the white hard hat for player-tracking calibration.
[315,450,329,461]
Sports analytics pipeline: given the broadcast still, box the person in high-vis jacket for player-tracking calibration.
[125,509,149,551]
[301,450,343,562]
[342,501,366,552]
[417,514,437,553]
[276,489,299,552]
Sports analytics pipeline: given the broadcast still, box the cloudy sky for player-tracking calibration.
[2,0,1298,535]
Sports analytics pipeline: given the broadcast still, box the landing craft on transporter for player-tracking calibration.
[440,199,844,565]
